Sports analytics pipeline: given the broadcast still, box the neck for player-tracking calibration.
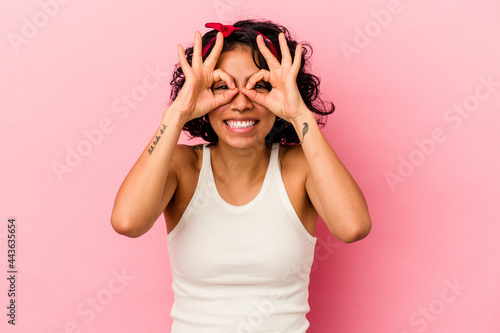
[210,141,271,180]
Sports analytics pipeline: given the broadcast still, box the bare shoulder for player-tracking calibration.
[278,144,318,236]
[172,144,204,176]
[164,144,204,233]
[279,144,309,184]
[279,144,308,170]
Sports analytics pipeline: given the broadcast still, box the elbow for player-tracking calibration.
[342,222,371,243]
[110,214,147,238]
[334,217,372,244]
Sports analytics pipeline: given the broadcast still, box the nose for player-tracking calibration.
[230,88,253,113]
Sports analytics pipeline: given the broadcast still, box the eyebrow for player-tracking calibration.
[213,73,262,86]
[244,75,267,84]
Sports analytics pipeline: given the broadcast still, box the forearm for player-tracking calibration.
[111,106,187,237]
[291,109,371,242]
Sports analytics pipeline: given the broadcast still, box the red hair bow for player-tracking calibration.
[202,22,280,60]
[205,22,239,37]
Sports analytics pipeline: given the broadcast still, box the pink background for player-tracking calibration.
[1,0,499,332]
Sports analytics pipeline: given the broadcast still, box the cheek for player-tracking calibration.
[207,110,222,125]
[262,116,278,133]
[206,112,221,134]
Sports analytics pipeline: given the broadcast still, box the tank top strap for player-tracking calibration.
[269,143,316,243]
[196,143,214,195]
[268,143,280,176]
[202,144,211,174]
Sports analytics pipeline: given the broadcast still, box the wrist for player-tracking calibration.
[289,107,316,131]
[287,107,317,143]
[163,103,191,130]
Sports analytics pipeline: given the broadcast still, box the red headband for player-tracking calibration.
[202,22,281,60]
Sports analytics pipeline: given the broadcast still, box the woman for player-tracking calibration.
[111,20,371,332]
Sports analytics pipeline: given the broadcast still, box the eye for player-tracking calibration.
[254,81,271,91]
[212,84,229,90]
[211,82,230,94]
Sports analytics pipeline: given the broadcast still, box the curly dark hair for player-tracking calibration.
[169,19,335,145]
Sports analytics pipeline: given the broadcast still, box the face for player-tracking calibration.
[208,46,276,149]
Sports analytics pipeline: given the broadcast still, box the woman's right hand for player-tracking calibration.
[172,31,238,123]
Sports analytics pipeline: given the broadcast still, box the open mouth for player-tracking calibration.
[224,120,258,129]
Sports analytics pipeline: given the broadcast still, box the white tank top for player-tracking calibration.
[167,143,317,333]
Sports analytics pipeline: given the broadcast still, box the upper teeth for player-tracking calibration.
[226,120,256,129]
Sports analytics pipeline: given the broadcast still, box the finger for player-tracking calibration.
[212,68,236,89]
[192,31,203,67]
[204,32,223,70]
[245,69,271,90]
[291,43,303,76]
[241,87,267,107]
[256,35,281,70]
[278,33,292,67]
[214,88,238,108]
[177,44,193,77]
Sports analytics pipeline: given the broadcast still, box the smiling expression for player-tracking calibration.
[208,46,276,149]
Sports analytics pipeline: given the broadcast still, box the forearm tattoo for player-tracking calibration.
[302,122,309,143]
[148,123,167,155]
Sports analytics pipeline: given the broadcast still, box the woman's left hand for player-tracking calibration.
[241,33,309,123]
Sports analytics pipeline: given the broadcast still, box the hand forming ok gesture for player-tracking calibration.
[172,31,238,123]
[241,33,308,123]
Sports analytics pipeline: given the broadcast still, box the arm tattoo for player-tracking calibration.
[148,123,167,155]
[302,122,309,143]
